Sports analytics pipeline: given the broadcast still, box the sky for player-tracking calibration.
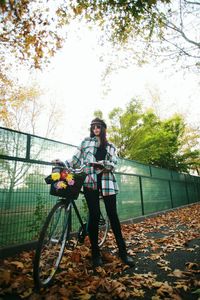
[24,21,200,146]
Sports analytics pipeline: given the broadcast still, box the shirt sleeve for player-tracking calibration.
[101,144,118,172]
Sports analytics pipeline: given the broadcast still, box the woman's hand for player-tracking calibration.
[89,162,104,169]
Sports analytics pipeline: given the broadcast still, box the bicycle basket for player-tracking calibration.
[45,167,86,199]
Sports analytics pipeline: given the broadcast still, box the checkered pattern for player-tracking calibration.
[65,137,119,196]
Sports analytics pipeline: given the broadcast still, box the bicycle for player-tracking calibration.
[33,165,109,289]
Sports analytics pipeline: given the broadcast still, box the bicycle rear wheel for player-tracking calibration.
[33,200,71,289]
[98,202,109,247]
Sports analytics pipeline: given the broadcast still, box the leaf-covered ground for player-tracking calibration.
[0,203,200,300]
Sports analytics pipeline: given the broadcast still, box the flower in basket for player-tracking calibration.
[66,174,75,186]
[50,169,76,190]
[66,173,73,181]
[67,179,75,186]
[60,170,68,180]
[51,172,60,181]
[56,181,67,189]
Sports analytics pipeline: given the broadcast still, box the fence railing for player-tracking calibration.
[0,126,199,253]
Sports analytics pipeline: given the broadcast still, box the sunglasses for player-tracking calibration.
[91,124,101,130]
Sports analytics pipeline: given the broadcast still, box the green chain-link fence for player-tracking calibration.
[0,127,199,254]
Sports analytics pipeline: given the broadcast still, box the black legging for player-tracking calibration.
[83,187,126,255]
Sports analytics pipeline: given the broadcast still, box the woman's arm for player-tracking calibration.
[99,144,118,172]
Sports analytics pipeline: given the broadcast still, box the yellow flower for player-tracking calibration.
[51,172,60,181]
[66,173,74,181]
[57,181,67,189]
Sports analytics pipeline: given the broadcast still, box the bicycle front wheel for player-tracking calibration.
[33,200,71,289]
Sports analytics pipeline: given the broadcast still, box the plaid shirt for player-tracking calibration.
[65,137,119,196]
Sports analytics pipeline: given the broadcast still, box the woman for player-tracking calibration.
[55,118,134,268]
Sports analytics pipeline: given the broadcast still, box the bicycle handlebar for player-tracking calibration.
[51,161,86,174]
[51,159,105,174]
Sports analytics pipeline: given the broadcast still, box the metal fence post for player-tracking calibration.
[139,176,144,215]
[184,175,190,204]
[168,180,173,208]
[26,134,31,161]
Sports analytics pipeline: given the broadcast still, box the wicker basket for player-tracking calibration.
[45,167,86,200]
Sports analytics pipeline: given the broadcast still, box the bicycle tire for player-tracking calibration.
[74,209,109,248]
[33,200,71,289]
[98,208,109,247]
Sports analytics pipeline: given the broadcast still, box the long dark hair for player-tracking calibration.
[90,118,108,148]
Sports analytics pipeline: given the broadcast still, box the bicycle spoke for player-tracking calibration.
[98,208,109,247]
[33,202,70,288]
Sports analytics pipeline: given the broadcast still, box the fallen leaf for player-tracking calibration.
[185,262,199,270]
[152,281,164,288]
[151,296,161,300]
[0,269,11,284]
[174,281,190,292]
[168,269,186,278]
[71,249,81,263]
[10,261,24,269]
[20,288,33,299]
[0,203,199,300]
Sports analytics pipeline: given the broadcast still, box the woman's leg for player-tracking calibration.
[103,194,134,266]
[83,188,103,266]
[103,194,126,253]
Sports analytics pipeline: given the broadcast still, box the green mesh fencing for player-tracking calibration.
[150,166,171,180]
[141,177,172,214]
[116,158,151,176]
[170,181,188,208]
[116,174,142,220]
[171,171,186,181]
[187,182,199,204]
[30,136,77,162]
[0,126,199,250]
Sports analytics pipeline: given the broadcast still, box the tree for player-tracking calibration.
[108,107,125,157]
[178,125,200,174]
[142,0,200,71]
[1,0,199,75]
[1,84,40,132]
[0,82,63,137]
[108,99,200,173]
[0,0,67,70]
[160,0,200,64]
[93,110,104,119]
[0,0,171,72]
[108,99,142,157]
[0,83,64,209]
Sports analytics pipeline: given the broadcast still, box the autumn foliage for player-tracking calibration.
[0,203,200,299]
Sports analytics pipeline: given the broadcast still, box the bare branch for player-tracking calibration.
[166,21,200,48]
[179,0,184,30]
[185,0,200,5]
[162,36,199,58]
